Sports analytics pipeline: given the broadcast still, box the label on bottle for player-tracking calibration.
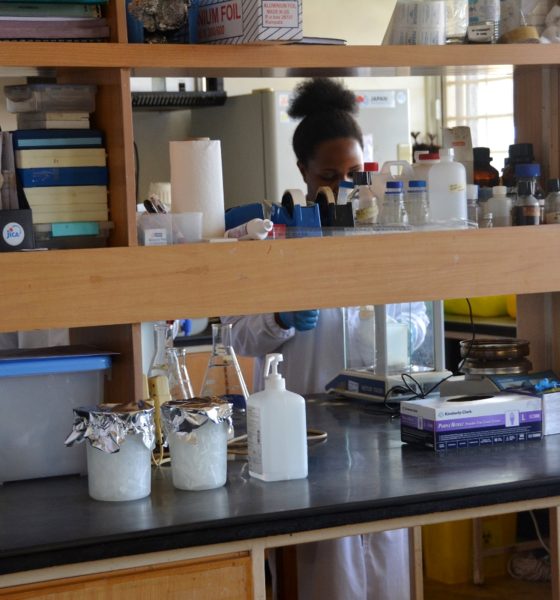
[449,183,466,192]
[247,405,263,475]
[512,204,540,226]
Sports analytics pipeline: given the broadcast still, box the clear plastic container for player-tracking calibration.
[487,186,511,227]
[5,84,97,113]
[0,350,111,484]
[427,148,468,222]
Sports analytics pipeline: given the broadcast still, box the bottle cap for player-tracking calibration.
[466,184,479,200]
[515,163,540,178]
[548,178,560,193]
[408,180,427,189]
[508,142,534,162]
[264,353,285,389]
[473,147,492,164]
[386,180,403,190]
[352,171,370,186]
[363,162,379,172]
[492,185,507,196]
[418,153,440,161]
[517,180,532,196]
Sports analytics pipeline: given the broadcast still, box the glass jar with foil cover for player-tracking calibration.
[161,397,232,490]
[65,402,155,501]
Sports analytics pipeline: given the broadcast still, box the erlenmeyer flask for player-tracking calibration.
[148,321,174,378]
[166,347,194,400]
[200,323,249,434]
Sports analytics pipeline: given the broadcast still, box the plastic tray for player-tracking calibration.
[5,84,97,113]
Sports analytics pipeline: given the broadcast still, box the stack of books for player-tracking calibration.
[14,129,109,224]
[0,0,109,41]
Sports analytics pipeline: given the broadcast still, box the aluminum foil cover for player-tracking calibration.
[65,401,155,453]
[160,396,233,440]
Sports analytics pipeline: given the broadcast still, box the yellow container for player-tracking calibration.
[422,514,517,584]
[444,296,508,318]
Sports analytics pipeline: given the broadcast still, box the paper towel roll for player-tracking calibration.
[170,140,225,238]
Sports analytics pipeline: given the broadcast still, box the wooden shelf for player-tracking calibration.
[0,43,558,76]
[2,226,558,333]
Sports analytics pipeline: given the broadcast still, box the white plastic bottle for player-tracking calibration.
[487,185,512,227]
[224,218,272,240]
[247,353,308,482]
[427,147,468,223]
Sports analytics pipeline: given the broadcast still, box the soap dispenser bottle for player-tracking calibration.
[247,353,308,482]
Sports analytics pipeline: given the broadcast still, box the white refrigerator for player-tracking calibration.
[189,88,411,209]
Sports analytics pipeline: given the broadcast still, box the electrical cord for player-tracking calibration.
[383,298,476,411]
[227,429,328,456]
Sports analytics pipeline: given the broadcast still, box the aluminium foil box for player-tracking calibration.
[400,393,542,451]
[194,0,302,44]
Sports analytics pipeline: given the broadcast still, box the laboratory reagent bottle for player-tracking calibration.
[466,184,479,224]
[247,353,308,482]
[200,322,249,436]
[379,180,407,225]
[445,0,468,43]
[427,147,467,223]
[473,147,500,188]
[515,163,544,223]
[545,178,560,224]
[502,143,535,193]
[405,180,429,226]
[350,171,378,225]
[487,185,511,227]
[512,180,540,226]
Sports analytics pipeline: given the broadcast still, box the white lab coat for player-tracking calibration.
[223,304,428,600]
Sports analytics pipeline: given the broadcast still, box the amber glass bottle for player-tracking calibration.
[473,147,500,188]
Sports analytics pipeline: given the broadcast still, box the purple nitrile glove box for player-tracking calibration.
[400,393,542,451]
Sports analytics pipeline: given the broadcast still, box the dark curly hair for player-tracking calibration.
[288,78,363,167]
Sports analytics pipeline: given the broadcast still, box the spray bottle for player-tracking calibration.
[247,353,308,482]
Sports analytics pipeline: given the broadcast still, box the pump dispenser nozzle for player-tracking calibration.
[264,353,285,390]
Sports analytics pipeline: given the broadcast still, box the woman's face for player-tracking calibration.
[298,137,363,201]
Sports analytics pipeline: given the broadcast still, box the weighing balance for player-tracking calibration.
[326,300,452,402]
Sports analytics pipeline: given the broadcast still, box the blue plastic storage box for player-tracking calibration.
[0,350,112,483]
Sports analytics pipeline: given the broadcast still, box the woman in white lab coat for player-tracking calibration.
[223,78,428,600]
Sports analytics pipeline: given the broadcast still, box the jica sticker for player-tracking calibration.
[3,222,24,247]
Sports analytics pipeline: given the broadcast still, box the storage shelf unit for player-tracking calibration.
[0,2,557,398]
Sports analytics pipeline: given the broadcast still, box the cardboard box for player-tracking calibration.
[194,0,302,44]
[400,393,542,451]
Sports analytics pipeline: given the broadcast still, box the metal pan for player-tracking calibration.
[459,338,530,361]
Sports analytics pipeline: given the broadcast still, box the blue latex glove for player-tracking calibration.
[277,309,319,332]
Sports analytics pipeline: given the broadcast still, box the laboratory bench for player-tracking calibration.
[1,395,560,599]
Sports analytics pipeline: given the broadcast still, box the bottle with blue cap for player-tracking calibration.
[405,180,429,226]
[246,353,308,482]
[379,180,407,225]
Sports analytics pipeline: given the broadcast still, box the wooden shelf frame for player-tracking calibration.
[2,226,559,333]
[0,43,557,76]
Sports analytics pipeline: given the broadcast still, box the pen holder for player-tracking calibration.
[137,213,172,246]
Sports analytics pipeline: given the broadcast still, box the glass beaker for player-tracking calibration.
[200,323,249,435]
[166,347,194,400]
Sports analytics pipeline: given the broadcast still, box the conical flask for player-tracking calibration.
[148,321,174,378]
[166,347,194,400]
[200,323,249,412]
